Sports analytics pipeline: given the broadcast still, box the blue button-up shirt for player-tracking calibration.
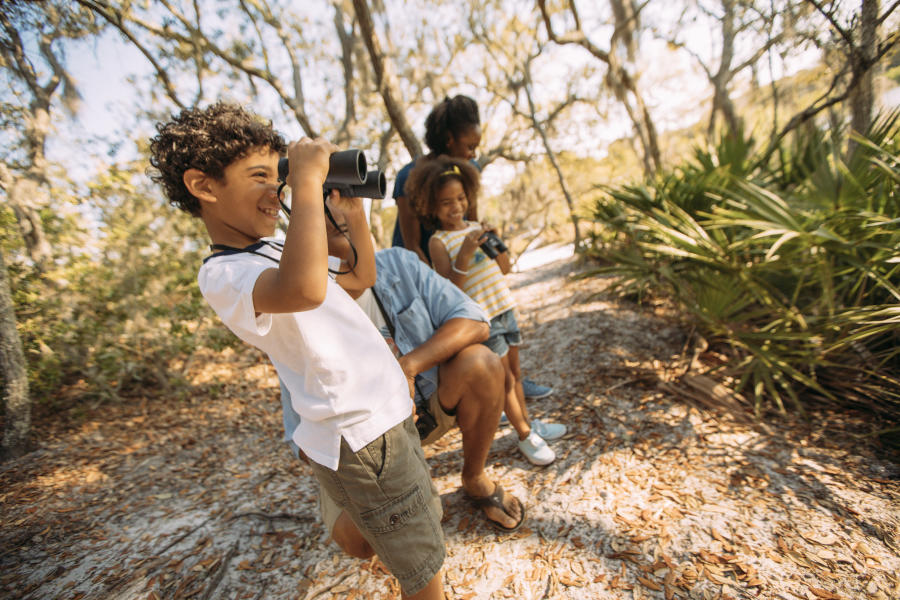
[280,247,489,455]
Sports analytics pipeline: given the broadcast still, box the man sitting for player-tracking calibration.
[280,217,528,554]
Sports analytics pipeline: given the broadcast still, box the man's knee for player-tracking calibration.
[457,343,504,386]
[332,511,375,559]
[453,345,504,413]
[437,344,504,416]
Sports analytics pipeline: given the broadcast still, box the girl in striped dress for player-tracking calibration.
[407,156,564,466]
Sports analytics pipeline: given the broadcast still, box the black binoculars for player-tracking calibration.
[278,149,386,199]
[480,230,508,259]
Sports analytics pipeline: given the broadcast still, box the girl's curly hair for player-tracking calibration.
[406,156,480,230]
[423,95,480,156]
[149,102,286,216]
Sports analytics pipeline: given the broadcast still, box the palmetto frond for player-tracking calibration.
[585,110,900,423]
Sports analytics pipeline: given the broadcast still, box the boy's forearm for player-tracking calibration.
[276,176,329,302]
[252,137,336,313]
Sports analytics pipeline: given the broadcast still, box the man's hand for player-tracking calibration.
[397,354,419,400]
[325,191,364,221]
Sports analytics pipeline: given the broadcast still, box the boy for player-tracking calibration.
[149,102,445,599]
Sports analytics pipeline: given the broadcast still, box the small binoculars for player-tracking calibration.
[480,231,508,259]
[278,149,386,199]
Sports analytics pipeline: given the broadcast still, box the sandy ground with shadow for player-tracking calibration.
[1,252,898,600]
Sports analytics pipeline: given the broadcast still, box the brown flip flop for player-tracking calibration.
[466,483,525,533]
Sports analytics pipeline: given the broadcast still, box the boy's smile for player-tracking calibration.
[201,147,283,247]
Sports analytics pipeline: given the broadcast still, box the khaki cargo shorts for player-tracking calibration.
[308,416,445,596]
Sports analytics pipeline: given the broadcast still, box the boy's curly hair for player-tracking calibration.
[149,102,286,216]
[406,156,480,230]
[424,95,480,156]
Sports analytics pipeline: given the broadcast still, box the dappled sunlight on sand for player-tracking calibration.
[187,346,280,389]
[32,463,111,492]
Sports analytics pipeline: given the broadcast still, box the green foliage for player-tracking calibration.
[586,113,900,422]
[8,162,239,404]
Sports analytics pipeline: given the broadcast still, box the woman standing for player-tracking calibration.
[391,95,482,263]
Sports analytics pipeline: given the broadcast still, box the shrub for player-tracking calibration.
[586,114,900,423]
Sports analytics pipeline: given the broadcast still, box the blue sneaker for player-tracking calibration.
[522,378,553,400]
[532,419,567,441]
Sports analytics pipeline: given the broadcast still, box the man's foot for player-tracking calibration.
[522,378,554,399]
[465,483,525,532]
[531,419,567,441]
[518,431,556,465]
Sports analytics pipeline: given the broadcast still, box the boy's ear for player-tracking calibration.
[183,169,217,204]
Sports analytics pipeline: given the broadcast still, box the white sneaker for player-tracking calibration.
[531,419,567,441]
[518,431,556,465]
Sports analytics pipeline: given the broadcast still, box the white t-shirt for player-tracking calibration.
[198,241,412,470]
[355,287,402,359]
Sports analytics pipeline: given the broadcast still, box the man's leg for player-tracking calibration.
[436,344,522,529]
[329,344,520,547]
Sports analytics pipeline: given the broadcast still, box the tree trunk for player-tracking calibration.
[351,0,423,158]
[708,0,741,139]
[850,0,879,138]
[332,0,356,145]
[6,175,51,272]
[522,68,582,249]
[0,247,31,461]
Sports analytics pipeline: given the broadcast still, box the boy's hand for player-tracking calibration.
[286,138,338,189]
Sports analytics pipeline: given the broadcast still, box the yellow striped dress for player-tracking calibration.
[431,222,516,319]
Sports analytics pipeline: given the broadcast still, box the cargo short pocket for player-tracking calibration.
[360,431,389,482]
[360,483,424,535]
[359,482,443,589]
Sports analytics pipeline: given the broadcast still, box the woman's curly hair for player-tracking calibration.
[406,155,480,230]
[149,102,286,216]
[423,95,480,156]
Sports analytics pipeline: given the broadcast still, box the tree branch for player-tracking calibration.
[805,0,855,48]
[876,0,900,26]
[753,31,900,167]
[537,0,611,64]
[75,0,185,108]
[351,0,422,157]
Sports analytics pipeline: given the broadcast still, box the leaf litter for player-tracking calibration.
[1,255,898,599]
